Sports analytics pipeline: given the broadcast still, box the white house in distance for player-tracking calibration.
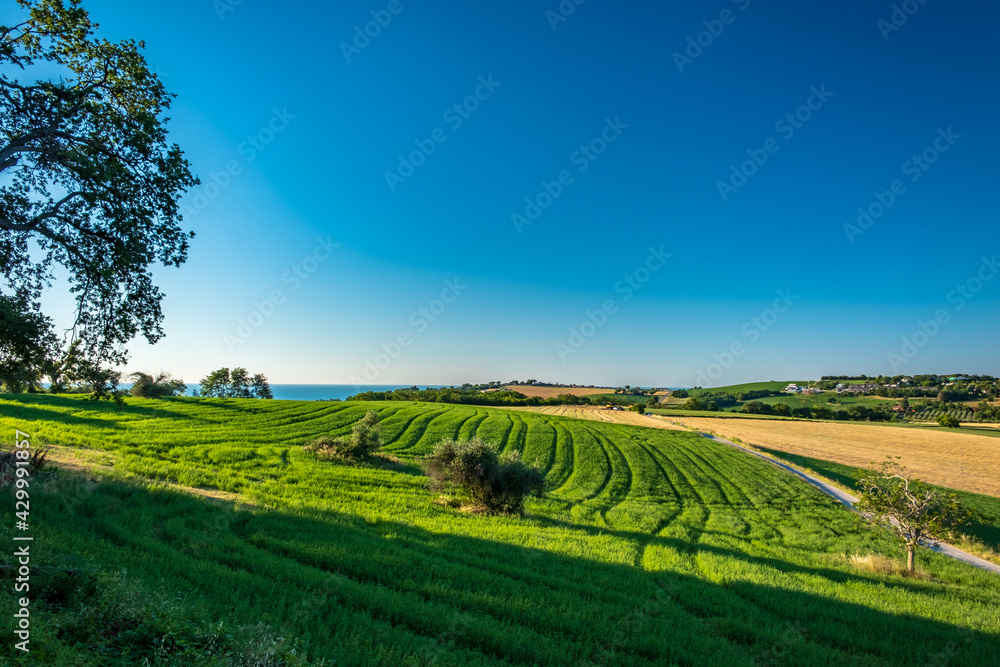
[785,383,821,394]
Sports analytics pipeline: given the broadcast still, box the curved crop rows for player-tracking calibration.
[5,395,1000,666]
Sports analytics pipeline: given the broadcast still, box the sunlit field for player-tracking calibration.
[2,394,999,665]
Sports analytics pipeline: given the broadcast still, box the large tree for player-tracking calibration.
[0,0,197,377]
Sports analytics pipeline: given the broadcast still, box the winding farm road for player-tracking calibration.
[698,432,1000,575]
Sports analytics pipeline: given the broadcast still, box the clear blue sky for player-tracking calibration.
[27,0,1000,386]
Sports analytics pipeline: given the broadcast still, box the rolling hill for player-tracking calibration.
[2,394,999,665]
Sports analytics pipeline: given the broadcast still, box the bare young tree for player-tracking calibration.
[855,458,971,572]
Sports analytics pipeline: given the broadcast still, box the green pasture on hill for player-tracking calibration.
[687,381,806,396]
[2,394,999,665]
[587,393,651,405]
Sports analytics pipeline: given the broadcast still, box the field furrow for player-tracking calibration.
[472,411,514,447]
[549,423,611,503]
[544,421,575,491]
[384,407,452,452]
[458,410,490,441]
[521,416,556,471]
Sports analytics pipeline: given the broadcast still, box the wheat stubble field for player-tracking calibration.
[505,404,683,429]
[501,386,613,399]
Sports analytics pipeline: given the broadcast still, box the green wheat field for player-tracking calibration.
[2,394,999,665]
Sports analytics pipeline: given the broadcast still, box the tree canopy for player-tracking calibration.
[198,367,272,400]
[0,0,197,378]
[0,292,56,391]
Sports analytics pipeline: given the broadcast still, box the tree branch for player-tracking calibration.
[0,191,85,232]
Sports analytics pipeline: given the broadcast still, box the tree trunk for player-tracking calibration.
[907,545,915,572]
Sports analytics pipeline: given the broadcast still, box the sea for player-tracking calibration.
[176,384,439,401]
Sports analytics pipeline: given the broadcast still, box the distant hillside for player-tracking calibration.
[688,381,810,396]
[502,385,612,399]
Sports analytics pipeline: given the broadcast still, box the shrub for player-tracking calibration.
[304,410,382,461]
[937,413,961,428]
[771,403,792,417]
[740,401,773,415]
[129,372,186,398]
[423,437,544,514]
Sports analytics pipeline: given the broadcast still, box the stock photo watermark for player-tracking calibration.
[672,0,751,73]
[584,578,681,664]
[213,0,244,21]
[11,430,33,653]
[844,126,959,244]
[755,621,805,666]
[878,0,931,41]
[887,254,997,370]
[384,75,502,192]
[351,279,468,384]
[340,0,414,63]
[181,107,296,218]
[512,117,628,233]
[545,0,588,31]
[694,288,799,386]
[717,85,834,202]
[224,237,340,351]
[556,246,670,361]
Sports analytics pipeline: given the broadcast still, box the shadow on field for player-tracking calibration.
[3,471,998,666]
[0,398,126,431]
[528,513,966,600]
[1,393,209,424]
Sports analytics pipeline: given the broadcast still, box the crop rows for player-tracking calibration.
[914,407,975,422]
[2,395,999,665]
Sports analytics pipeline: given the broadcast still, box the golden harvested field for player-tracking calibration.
[664,417,1000,497]
[504,404,686,430]
[503,385,612,398]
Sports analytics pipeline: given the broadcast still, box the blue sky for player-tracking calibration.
[20,0,1000,386]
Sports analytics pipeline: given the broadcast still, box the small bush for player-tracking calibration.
[423,437,544,514]
[304,410,382,461]
[937,413,961,428]
[128,371,186,398]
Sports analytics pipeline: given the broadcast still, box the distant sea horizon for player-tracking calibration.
[178,384,442,401]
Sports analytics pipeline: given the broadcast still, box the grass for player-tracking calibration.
[751,446,1000,560]
[687,381,808,396]
[2,393,1000,665]
[757,393,905,410]
[587,393,652,405]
